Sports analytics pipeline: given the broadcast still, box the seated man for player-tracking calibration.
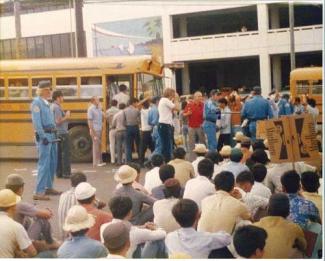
[253,193,306,258]
[191,144,208,176]
[5,174,60,251]
[58,205,108,258]
[281,170,320,228]
[250,163,271,199]
[114,165,156,225]
[103,221,131,259]
[233,225,267,259]
[151,164,177,200]
[144,154,164,194]
[101,196,166,258]
[220,148,249,177]
[75,182,112,241]
[165,199,231,258]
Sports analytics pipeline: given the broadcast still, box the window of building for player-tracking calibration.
[8,78,29,99]
[56,77,77,98]
[0,79,5,99]
[80,76,103,98]
[32,78,52,97]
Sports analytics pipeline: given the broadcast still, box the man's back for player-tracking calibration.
[168,159,194,186]
[242,96,273,120]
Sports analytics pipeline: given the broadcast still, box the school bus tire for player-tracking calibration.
[69,125,92,163]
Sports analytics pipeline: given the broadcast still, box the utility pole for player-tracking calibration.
[74,0,87,57]
[14,0,22,59]
[289,2,296,70]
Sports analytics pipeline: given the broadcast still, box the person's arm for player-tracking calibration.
[54,106,70,126]
[35,208,53,219]
[132,225,166,245]
[15,225,37,257]
[87,108,95,138]
[293,226,307,253]
[141,192,156,206]
[31,101,46,141]
[267,102,274,119]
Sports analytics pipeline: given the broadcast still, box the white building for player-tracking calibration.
[0,0,322,96]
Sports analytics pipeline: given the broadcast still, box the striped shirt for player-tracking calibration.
[58,187,78,240]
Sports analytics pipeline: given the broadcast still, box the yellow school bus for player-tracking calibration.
[0,55,163,162]
[290,67,322,123]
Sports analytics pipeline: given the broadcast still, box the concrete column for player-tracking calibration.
[259,53,272,96]
[179,16,187,37]
[272,55,282,91]
[270,5,280,29]
[182,63,190,94]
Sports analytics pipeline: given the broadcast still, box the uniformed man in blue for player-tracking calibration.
[241,86,273,141]
[202,89,221,151]
[31,80,61,200]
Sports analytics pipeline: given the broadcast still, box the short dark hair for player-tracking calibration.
[267,193,290,218]
[159,164,175,183]
[198,159,214,179]
[205,151,222,164]
[233,225,267,258]
[251,149,269,165]
[307,98,316,108]
[5,184,23,194]
[281,170,300,193]
[109,196,133,219]
[172,199,198,228]
[252,140,266,151]
[295,97,301,103]
[127,162,141,174]
[301,171,320,193]
[236,171,254,185]
[71,172,87,187]
[119,84,127,92]
[218,97,228,105]
[230,150,243,163]
[210,89,218,97]
[71,228,89,237]
[282,93,290,100]
[163,179,181,199]
[111,99,118,107]
[129,97,139,105]
[119,103,126,110]
[173,147,186,159]
[52,90,63,101]
[77,195,95,205]
[251,163,267,183]
[214,171,235,192]
[151,154,164,167]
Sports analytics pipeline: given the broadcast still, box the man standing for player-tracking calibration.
[31,80,61,200]
[203,90,221,151]
[87,96,106,167]
[241,86,273,141]
[183,91,205,160]
[148,96,161,156]
[51,90,71,178]
[106,100,119,164]
[217,98,231,151]
[113,84,129,107]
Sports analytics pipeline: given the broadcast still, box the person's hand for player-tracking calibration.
[42,138,49,145]
[230,188,242,199]
[144,222,157,230]
[65,110,71,118]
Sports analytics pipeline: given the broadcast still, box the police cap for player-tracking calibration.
[38,80,52,89]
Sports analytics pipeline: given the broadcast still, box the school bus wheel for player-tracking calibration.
[69,125,92,163]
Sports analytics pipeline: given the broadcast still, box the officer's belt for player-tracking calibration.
[248,118,266,122]
[43,128,57,133]
[204,119,216,124]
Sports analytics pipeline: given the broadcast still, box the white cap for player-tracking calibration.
[75,182,96,200]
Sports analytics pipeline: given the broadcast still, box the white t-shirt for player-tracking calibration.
[158,97,175,125]
[153,198,180,233]
[113,92,129,106]
[144,167,162,194]
[141,109,152,131]
[0,212,32,258]
[192,156,205,176]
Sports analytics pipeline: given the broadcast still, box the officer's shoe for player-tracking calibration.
[33,194,50,201]
[45,188,62,195]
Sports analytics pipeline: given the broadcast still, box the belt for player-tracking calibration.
[43,128,57,133]
[204,119,216,124]
[248,118,266,122]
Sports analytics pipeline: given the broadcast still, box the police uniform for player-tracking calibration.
[203,98,220,151]
[31,81,58,199]
[241,87,273,141]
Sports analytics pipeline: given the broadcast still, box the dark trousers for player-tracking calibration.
[125,125,140,162]
[217,133,231,151]
[158,123,173,162]
[56,133,71,177]
[140,130,154,163]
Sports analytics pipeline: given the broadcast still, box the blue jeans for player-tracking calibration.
[158,123,173,162]
[133,240,167,258]
[203,121,217,151]
[248,121,257,142]
[36,134,57,194]
[151,126,162,156]
[125,125,140,162]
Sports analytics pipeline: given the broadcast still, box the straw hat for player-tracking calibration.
[220,145,232,157]
[114,165,137,184]
[233,131,247,141]
[0,189,21,208]
[75,182,96,200]
[63,205,95,232]
[193,144,208,154]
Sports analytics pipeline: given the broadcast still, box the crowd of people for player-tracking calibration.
[0,81,322,258]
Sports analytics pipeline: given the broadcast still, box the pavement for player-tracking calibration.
[0,160,145,239]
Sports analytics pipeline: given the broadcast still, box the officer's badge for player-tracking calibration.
[33,105,40,113]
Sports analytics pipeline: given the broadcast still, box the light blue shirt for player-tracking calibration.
[87,104,103,131]
[51,102,68,134]
[241,95,273,121]
[57,235,108,258]
[221,161,250,177]
[220,106,231,134]
[165,227,231,258]
[148,104,159,126]
[203,99,220,123]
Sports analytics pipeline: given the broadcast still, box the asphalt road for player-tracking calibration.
[0,160,144,239]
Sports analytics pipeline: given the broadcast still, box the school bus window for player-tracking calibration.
[296,80,309,95]
[311,79,322,95]
[137,73,163,100]
[32,78,52,97]
[8,78,29,99]
[108,75,131,102]
[80,76,102,98]
[0,79,5,99]
[56,77,77,98]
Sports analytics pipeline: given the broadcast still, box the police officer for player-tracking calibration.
[202,89,221,151]
[241,86,273,141]
[31,80,61,200]
[51,90,71,178]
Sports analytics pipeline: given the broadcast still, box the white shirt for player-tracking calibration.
[220,161,249,177]
[0,212,32,258]
[113,92,129,106]
[153,198,180,233]
[165,227,231,258]
[212,164,224,179]
[144,167,162,194]
[183,176,215,209]
[107,254,125,259]
[220,106,231,134]
[140,108,152,131]
[250,182,272,199]
[158,97,175,125]
[192,156,205,176]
